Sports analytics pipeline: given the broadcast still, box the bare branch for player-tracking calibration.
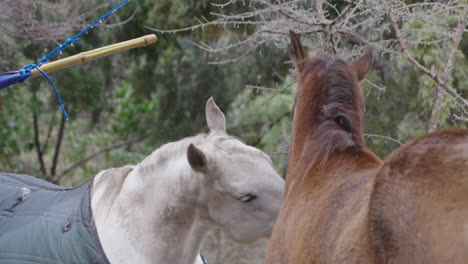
[386,3,468,115]
[428,5,468,132]
[32,111,47,176]
[57,134,146,182]
[97,7,139,29]
[49,114,66,182]
[454,114,468,122]
[245,82,295,112]
[331,1,356,26]
[253,111,291,146]
[364,133,402,145]
[362,79,386,92]
[207,41,265,64]
[315,0,327,22]
[245,85,281,92]
[146,0,467,125]
[41,110,58,154]
[211,0,237,8]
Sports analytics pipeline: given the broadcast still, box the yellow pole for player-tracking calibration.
[31,34,157,77]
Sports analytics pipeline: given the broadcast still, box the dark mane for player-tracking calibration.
[295,54,368,169]
[322,54,364,140]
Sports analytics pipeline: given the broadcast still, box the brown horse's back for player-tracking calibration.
[370,129,468,263]
[266,157,380,264]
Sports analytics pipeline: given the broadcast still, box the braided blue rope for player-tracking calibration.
[19,0,131,119]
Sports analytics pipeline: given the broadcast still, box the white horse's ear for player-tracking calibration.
[187,144,207,172]
[206,97,226,134]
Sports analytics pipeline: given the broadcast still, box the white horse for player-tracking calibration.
[91,98,285,264]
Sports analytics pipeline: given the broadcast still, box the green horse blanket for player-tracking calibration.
[0,173,109,264]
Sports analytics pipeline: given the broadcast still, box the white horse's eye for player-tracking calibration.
[239,194,257,203]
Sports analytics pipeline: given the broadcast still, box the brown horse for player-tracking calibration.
[265,31,468,264]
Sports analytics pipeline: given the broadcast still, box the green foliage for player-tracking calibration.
[0,0,466,185]
[0,0,289,183]
[109,82,158,138]
[226,81,295,174]
[0,89,29,171]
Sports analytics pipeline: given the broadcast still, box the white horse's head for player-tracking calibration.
[92,98,285,263]
[186,98,285,243]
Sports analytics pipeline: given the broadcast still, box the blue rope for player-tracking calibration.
[36,68,69,120]
[19,0,131,119]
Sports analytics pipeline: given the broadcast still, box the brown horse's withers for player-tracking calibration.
[265,31,468,264]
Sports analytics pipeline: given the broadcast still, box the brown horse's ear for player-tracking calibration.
[289,31,306,71]
[350,48,373,81]
[187,144,207,172]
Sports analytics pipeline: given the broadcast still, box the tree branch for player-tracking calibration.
[245,82,296,112]
[41,110,57,154]
[279,10,327,27]
[253,111,291,146]
[428,5,468,132]
[49,114,66,182]
[454,114,468,122]
[33,111,47,176]
[315,0,327,22]
[386,4,468,115]
[364,133,402,145]
[331,0,356,26]
[97,7,138,29]
[56,135,146,182]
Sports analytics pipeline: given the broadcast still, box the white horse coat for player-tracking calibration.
[91,98,285,264]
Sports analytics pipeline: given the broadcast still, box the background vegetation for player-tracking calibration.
[0,0,466,263]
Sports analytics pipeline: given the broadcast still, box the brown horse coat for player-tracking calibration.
[371,130,468,263]
[265,31,468,264]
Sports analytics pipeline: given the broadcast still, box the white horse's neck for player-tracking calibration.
[92,138,211,264]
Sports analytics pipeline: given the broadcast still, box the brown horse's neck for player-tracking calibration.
[286,103,382,194]
[281,125,382,262]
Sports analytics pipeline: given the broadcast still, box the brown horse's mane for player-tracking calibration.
[294,54,376,171]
